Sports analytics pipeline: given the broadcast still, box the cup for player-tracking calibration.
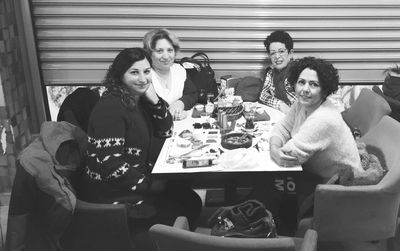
[200,111,209,123]
[243,103,256,129]
[173,109,182,121]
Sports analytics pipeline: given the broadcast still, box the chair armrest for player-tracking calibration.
[299,229,318,251]
[173,216,190,230]
[313,184,399,241]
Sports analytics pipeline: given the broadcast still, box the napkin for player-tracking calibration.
[254,110,270,121]
[218,148,259,169]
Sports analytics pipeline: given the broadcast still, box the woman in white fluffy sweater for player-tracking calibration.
[270,57,363,181]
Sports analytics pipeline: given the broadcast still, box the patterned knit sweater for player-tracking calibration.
[83,94,172,204]
[271,99,363,179]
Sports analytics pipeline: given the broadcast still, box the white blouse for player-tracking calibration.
[151,63,187,106]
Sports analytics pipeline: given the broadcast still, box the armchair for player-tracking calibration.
[341,88,391,136]
[372,85,400,122]
[150,216,317,251]
[60,199,134,251]
[296,116,400,251]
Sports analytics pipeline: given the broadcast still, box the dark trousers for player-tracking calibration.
[129,180,202,251]
[247,171,322,236]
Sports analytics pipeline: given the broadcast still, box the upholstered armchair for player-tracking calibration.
[60,199,134,251]
[342,88,391,136]
[150,216,318,251]
[372,85,400,122]
[296,116,400,251]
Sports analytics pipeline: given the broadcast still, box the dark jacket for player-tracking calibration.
[6,122,87,251]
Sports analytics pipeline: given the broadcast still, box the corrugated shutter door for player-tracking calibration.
[31,0,400,85]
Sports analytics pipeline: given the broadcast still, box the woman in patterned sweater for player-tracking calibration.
[80,48,201,249]
[258,30,296,114]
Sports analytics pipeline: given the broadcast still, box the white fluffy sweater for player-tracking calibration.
[271,99,363,179]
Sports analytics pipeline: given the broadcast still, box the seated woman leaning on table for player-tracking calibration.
[269,56,364,201]
[259,30,296,114]
[79,47,201,249]
[143,28,198,120]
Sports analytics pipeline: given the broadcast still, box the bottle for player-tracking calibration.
[205,94,215,116]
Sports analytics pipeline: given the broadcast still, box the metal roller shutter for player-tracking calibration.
[31,0,400,85]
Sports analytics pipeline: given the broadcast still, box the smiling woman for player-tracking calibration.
[79,47,202,250]
[269,56,363,203]
[143,28,199,121]
[258,30,297,114]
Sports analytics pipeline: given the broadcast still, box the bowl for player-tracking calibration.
[194,104,204,111]
[221,132,253,150]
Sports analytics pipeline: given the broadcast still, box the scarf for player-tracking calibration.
[272,67,291,105]
[152,63,186,106]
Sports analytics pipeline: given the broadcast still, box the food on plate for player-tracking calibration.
[221,133,253,150]
[193,123,202,129]
[195,104,204,111]
[176,137,192,148]
[179,129,193,139]
[201,122,211,129]
[215,95,243,108]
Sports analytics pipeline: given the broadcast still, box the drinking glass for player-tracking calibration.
[243,103,256,129]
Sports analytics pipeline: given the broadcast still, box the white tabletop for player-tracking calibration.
[152,103,302,174]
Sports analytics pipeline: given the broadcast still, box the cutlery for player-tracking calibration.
[179,144,210,157]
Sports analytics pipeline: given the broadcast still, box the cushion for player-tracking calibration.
[235,76,263,102]
[337,142,387,186]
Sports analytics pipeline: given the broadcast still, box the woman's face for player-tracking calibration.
[151,38,176,72]
[295,68,324,110]
[268,42,292,70]
[122,58,152,95]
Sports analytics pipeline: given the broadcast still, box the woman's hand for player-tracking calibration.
[169,100,187,120]
[144,83,160,105]
[270,145,300,167]
[279,102,291,114]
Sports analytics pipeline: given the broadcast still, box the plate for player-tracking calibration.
[221,132,253,150]
[241,125,258,133]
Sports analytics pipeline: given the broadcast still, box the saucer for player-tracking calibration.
[241,125,258,133]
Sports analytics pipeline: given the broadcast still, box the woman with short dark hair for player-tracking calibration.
[270,56,363,179]
[259,30,296,113]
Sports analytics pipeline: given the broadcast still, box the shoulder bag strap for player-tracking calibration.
[191,51,211,67]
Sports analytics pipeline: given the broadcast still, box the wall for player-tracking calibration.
[0,0,35,192]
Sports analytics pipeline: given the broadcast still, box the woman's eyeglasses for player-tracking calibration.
[269,49,288,58]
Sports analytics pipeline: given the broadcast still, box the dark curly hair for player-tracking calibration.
[287,57,339,98]
[264,30,293,54]
[102,47,152,109]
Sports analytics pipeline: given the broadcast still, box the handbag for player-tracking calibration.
[207,200,278,238]
[180,52,218,103]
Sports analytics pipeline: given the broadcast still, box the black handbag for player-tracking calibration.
[180,52,219,103]
[207,200,278,238]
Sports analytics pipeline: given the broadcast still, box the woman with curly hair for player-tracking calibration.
[269,57,364,208]
[80,47,201,250]
[258,30,296,113]
[270,56,362,178]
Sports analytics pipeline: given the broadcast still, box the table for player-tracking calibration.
[152,103,302,204]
